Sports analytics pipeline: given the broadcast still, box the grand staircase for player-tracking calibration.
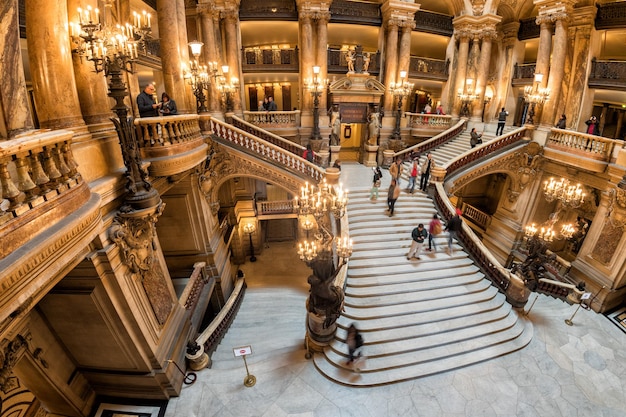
[312,128,533,385]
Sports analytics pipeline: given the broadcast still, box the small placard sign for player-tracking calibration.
[581,292,592,300]
[233,345,252,357]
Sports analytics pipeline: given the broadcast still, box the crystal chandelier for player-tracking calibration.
[523,73,550,125]
[524,223,555,242]
[457,78,479,118]
[543,177,585,208]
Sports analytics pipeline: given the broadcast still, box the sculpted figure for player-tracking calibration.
[367,112,381,145]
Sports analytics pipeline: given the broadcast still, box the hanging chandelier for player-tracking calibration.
[543,177,585,208]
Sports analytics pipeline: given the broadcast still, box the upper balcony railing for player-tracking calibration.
[242,47,299,73]
[134,114,208,177]
[588,58,626,90]
[544,127,619,173]
[405,113,453,132]
[241,110,300,128]
[408,57,449,81]
[595,1,626,30]
[511,63,536,85]
[328,48,380,75]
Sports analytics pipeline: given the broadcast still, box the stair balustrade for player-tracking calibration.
[134,114,203,148]
[547,128,616,161]
[242,110,300,128]
[211,117,325,183]
[395,119,467,160]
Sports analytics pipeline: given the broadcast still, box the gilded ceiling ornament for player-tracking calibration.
[472,0,486,16]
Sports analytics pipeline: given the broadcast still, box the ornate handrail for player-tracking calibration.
[461,202,491,230]
[394,119,467,160]
[408,56,449,80]
[210,117,325,183]
[512,63,537,84]
[405,113,453,129]
[546,128,617,161]
[444,126,531,178]
[134,114,202,150]
[257,199,294,215]
[241,110,300,127]
[588,58,626,89]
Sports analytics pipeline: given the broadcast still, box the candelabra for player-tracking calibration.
[389,70,414,141]
[243,221,257,262]
[305,66,328,141]
[184,41,210,113]
[300,215,315,240]
[70,1,159,211]
[524,73,550,125]
[216,65,239,112]
[457,78,479,118]
[543,177,585,208]
[524,223,555,243]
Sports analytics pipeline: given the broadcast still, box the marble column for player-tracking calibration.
[0,0,34,138]
[535,18,553,89]
[397,24,413,110]
[222,9,242,113]
[599,103,609,136]
[615,110,624,140]
[496,22,521,114]
[157,0,193,114]
[472,31,495,119]
[25,0,86,131]
[315,13,330,112]
[199,5,222,116]
[451,32,470,118]
[382,21,399,112]
[299,13,315,112]
[68,0,114,127]
[541,16,569,126]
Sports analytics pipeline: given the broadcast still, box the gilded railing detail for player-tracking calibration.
[547,128,616,161]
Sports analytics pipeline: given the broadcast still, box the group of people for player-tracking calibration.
[381,154,436,216]
[407,209,462,260]
[137,83,178,118]
[257,96,278,112]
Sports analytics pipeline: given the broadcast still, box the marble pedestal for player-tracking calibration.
[363,144,379,167]
[330,145,341,166]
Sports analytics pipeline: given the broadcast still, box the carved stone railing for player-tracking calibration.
[257,199,295,216]
[511,63,536,85]
[545,128,618,173]
[461,202,491,230]
[134,114,208,177]
[241,110,300,128]
[595,1,626,30]
[0,129,88,259]
[406,113,453,130]
[408,57,449,81]
[395,119,467,160]
[241,47,299,73]
[588,59,626,90]
[231,114,313,158]
[414,11,453,36]
[329,0,382,25]
[536,278,583,305]
[210,117,325,184]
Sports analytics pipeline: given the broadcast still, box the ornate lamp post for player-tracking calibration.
[70,1,159,211]
[306,65,327,141]
[242,221,257,262]
[457,78,479,118]
[184,41,210,113]
[294,179,352,349]
[389,70,414,141]
[216,65,239,112]
[523,73,550,125]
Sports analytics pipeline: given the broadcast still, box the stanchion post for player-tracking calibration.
[234,345,256,387]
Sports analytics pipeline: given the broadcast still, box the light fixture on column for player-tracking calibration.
[70,1,159,211]
[523,73,550,125]
[543,177,585,208]
[389,70,414,141]
[216,65,239,112]
[243,221,257,262]
[457,78,479,118]
[305,65,328,141]
[482,89,493,122]
[184,41,210,113]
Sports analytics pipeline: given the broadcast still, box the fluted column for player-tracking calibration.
[451,31,470,118]
[299,13,315,112]
[25,0,86,130]
[315,12,330,111]
[382,21,399,112]
[472,30,495,119]
[157,0,193,114]
[222,9,242,113]
[0,0,34,137]
[541,15,570,126]
[199,5,222,115]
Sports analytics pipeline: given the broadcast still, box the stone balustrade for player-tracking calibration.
[461,202,491,230]
[257,199,295,216]
[0,129,82,228]
[210,117,325,183]
[134,115,207,177]
[241,110,300,128]
[406,113,453,129]
[545,128,619,173]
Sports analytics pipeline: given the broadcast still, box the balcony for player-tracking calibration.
[242,47,299,73]
[511,63,536,86]
[588,59,626,91]
[408,57,449,81]
[545,127,619,173]
[134,114,208,177]
[406,113,453,137]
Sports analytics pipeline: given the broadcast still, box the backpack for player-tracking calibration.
[432,221,442,235]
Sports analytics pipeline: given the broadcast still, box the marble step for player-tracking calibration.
[346,253,467,277]
[347,262,478,286]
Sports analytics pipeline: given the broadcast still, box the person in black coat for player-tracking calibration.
[137,83,160,117]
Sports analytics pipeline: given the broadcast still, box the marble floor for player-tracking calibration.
[163,163,626,417]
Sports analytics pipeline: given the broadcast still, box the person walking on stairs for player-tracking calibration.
[496,107,508,136]
[407,223,428,260]
[387,178,401,217]
[420,153,436,192]
[445,209,463,254]
[389,157,403,187]
[346,323,364,367]
[407,159,419,193]
[426,213,442,252]
[370,167,383,200]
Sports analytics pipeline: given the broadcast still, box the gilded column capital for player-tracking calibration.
[501,22,521,47]
[220,8,239,23]
[197,2,218,18]
[535,0,575,25]
[381,0,420,28]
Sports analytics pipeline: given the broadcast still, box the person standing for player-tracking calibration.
[496,107,508,136]
[470,128,483,148]
[370,167,382,200]
[420,153,436,192]
[427,213,442,252]
[556,114,567,129]
[303,144,315,162]
[585,116,599,135]
[267,96,278,111]
[387,178,400,217]
[389,157,403,187]
[159,92,177,115]
[445,209,463,254]
[137,83,160,118]
[407,223,428,260]
[407,159,419,193]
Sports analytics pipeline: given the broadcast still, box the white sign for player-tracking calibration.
[581,292,592,300]
[233,345,252,357]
